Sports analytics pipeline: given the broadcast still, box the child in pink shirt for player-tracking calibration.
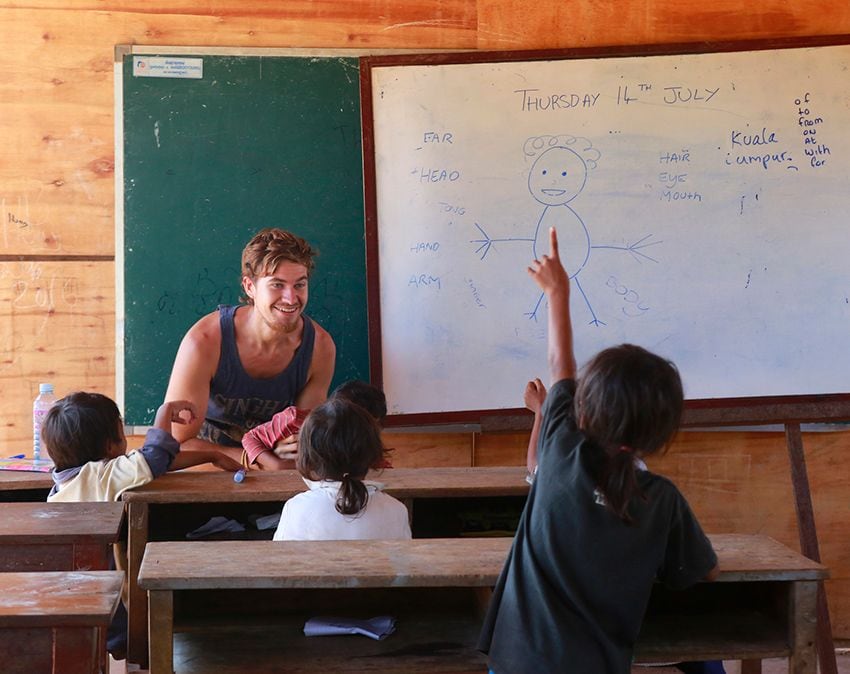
[241,380,393,470]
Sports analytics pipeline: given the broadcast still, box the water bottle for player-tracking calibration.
[33,383,57,462]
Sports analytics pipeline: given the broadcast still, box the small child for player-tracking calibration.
[272,397,410,540]
[44,393,242,502]
[242,379,392,470]
[478,228,718,673]
[42,392,242,659]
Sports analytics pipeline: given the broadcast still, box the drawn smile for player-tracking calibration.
[542,188,566,195]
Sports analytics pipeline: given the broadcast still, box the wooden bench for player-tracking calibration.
[123,465,528,665]
[0,570,123,674]
[0,501,125,572]
[137,533,827,674]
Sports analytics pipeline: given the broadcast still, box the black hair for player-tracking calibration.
[41,392,123,472]
[576,344,684,524]
[296,397,386,516]
[330,380,387,424]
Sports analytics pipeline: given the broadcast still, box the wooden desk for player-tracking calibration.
[123,466,528,666]
[0,501,124,571]
[0,570,123,674]
[138,534,826,674]
[0,470,53,501]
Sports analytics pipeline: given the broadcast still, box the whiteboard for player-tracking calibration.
[364,41,850,419]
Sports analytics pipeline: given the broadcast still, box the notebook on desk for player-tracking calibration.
[0,457,54,473]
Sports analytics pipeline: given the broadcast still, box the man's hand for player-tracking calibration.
[154,400,198,433]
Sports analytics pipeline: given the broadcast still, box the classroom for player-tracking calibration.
[1,2,849,673]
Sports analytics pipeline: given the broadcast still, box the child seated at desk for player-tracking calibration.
[478,228,719,674]
[42,392,242,658]
[242,379,393,470]
[273,397,410,540]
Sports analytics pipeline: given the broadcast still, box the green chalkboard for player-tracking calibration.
[120,51,367,425]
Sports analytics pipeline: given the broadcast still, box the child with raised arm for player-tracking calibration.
[273,396,410,541]
[479,228,719,674]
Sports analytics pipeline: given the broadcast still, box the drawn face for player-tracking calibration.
[243,261,309,333]
[528,146,588,206]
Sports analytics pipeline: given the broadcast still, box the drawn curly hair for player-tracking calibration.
[523,135,601,170]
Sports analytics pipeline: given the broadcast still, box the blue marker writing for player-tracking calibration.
[9,454,25,459]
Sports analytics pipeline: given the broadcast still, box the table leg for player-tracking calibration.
[148,590,174,674]
[53,626,98,674]
[789,580,819,674]
[126,501,149,667]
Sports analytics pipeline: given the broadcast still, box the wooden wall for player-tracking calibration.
[1,0,848,638]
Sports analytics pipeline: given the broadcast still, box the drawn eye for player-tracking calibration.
[542,170,547,175]
[562,171,568,176]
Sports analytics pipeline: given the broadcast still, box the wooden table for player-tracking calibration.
[122,466,528,665]
[0,501,125,571]
[137,534,827,674]
[0,570,124,674]
[0,470,53,501]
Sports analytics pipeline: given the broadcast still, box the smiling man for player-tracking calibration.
[164,228,336,463]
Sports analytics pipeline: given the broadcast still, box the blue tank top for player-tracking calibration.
[199,305,316,447]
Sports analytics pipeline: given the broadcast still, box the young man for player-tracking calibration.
[164,228,336,463]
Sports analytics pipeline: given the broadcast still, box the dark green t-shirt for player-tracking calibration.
[479,379,717,674]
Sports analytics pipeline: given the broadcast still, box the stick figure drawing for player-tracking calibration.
[472,135,660,325]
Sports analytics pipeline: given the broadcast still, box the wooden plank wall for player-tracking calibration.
[1,0,848,638]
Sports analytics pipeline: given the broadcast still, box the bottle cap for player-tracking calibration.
[39,383,54,394]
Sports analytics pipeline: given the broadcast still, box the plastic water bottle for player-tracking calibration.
[33,383,57,462]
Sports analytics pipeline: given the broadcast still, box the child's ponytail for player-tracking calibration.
[576,344,684,525]
[296,398,385,518]
[336,472,369,516]
[598,446,641,524]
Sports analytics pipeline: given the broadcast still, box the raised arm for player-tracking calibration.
[527,227,577,384]
[524,378,547,478]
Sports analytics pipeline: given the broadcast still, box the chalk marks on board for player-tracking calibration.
[472,135,660,326]
[154,266,240,320]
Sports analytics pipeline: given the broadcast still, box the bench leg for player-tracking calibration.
[149,590,174,674]
[127,501,149,667]
[741,660,761,674]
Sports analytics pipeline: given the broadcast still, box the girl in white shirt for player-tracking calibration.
[273,397,411,541]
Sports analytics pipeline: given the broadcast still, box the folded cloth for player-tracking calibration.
[304,616,396,641]
[185,516,246,540]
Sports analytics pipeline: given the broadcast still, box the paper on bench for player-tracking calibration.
[185,516,246,540]
[303,615,396,640]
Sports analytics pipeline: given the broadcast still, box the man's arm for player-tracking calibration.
[163,313,223,452]
[294,321,336,409]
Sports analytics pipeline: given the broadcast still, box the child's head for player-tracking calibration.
[42,392,127,471]
[297,397,385,516]
[575,344,683,523]
[577,344,683,455]
[329,380,387,425]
